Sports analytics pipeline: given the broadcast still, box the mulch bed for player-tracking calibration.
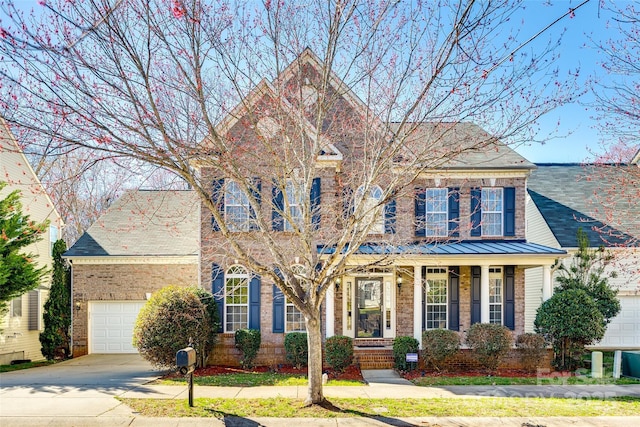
[401,368,571,380]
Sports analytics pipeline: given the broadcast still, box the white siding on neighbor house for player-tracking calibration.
[525,194,560,249]
[524,266,543,333]
[0,118,62,363]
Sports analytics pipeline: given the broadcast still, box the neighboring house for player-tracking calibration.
[0,117,63,365]
[525,163,640,349]
[200,50,565,367]
[64,190,199,357]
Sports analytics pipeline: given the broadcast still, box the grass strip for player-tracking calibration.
[120,396,640,418]
[411,375,640,386]
[0,360,55,373]
[155,373,363,387]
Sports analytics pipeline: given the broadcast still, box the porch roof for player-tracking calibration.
[318,240,566,257]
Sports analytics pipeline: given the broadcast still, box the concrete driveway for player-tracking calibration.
[0,354,165,419]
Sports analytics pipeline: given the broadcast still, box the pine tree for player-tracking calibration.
[40,239,71,360]
[0,182,48,324]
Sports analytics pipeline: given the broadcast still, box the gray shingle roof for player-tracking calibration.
[528,164,639,248]
[390,122,536,170]
[64,190,200,257]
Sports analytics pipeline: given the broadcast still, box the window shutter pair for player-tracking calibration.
[470,187,515,237]
[211,178,262,231]
[211,263,261,332]
[469,265,515,330]
[415,188,460,237]
[271,178,321,231]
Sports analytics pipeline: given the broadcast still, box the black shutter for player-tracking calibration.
[471,266,481,325]
[272,184,284,231]
[211,179,225,231]
[311,177,321,230]
[470,188,482,237]
[504,187,516,236]
[504,266,515,330]
[384,198,396,234]
[211,263,224,333]
[448,267,460,331]
[415,189,426,237]
[448,188,460,237]
[249,275,261,330]
[272,284,285,333]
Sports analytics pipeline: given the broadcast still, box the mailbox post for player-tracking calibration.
[176,345,196,407]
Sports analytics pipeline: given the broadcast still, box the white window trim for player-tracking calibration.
[482,187,504,237]
[284,180,304,232]
[225,181,251,232]
[425,188,448,237]
[489,267,503,325]
[356,185,384,234]
[285,298,306,332]
[425,267,448,329]
[10,295,23,318]
[224,265,249,332]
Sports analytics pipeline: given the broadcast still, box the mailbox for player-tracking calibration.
[176,346,196,375]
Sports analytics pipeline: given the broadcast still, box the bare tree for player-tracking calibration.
[0,0,578,405]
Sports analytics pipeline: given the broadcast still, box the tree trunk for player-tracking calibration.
[304,315,324,406]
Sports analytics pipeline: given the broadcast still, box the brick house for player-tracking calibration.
[66,50,567,366]
[199,50,565,367]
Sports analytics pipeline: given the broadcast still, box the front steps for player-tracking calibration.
[353,338,394,369]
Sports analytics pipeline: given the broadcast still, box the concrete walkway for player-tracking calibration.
[2,363,640,426]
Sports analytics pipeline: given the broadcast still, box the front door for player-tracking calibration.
[356,277,383,338]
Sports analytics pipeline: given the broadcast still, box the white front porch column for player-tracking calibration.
[542,265,552,302]
[481,265,490,323]
[325,283,335,338]
[413,266,422,348]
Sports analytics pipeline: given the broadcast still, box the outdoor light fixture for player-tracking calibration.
[396,276,403,289]
[75,301,81,311]
[334,277,341,291]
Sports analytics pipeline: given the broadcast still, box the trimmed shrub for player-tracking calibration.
[325,335,353,372]
[40,239,71,360]
[393,336,420,371]
[284,332,308,369]
[465,323,512,372]
[133,285,215,368]
[235,328,261,369]
[516,333,547,372]
[422,329,460,371]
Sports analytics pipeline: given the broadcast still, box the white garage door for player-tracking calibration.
[89,301,146,353]
[593,296,640,349]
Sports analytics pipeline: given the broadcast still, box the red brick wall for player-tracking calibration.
[71,262,198,357]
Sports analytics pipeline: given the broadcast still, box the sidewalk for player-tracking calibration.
[2,368,640,426]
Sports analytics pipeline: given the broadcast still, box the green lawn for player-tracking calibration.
[120,396,640,418]
[156,372,363,387]
[0,360,55,373]
[411,375,640,386]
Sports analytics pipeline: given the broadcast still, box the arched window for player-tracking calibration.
[225,265,249,332]
[355,185,384,234]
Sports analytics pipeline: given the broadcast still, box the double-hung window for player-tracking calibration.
[286,264,306,331]
[284,180,304,231]
[425,268,448,329]
[489,267,503,324]
[356,185,384,234]
[425,188,448,237]
[225,181,251,232]
[225,265,249,332]
[481,188,503,236]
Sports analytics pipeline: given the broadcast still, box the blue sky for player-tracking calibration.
[2,0,623,163]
